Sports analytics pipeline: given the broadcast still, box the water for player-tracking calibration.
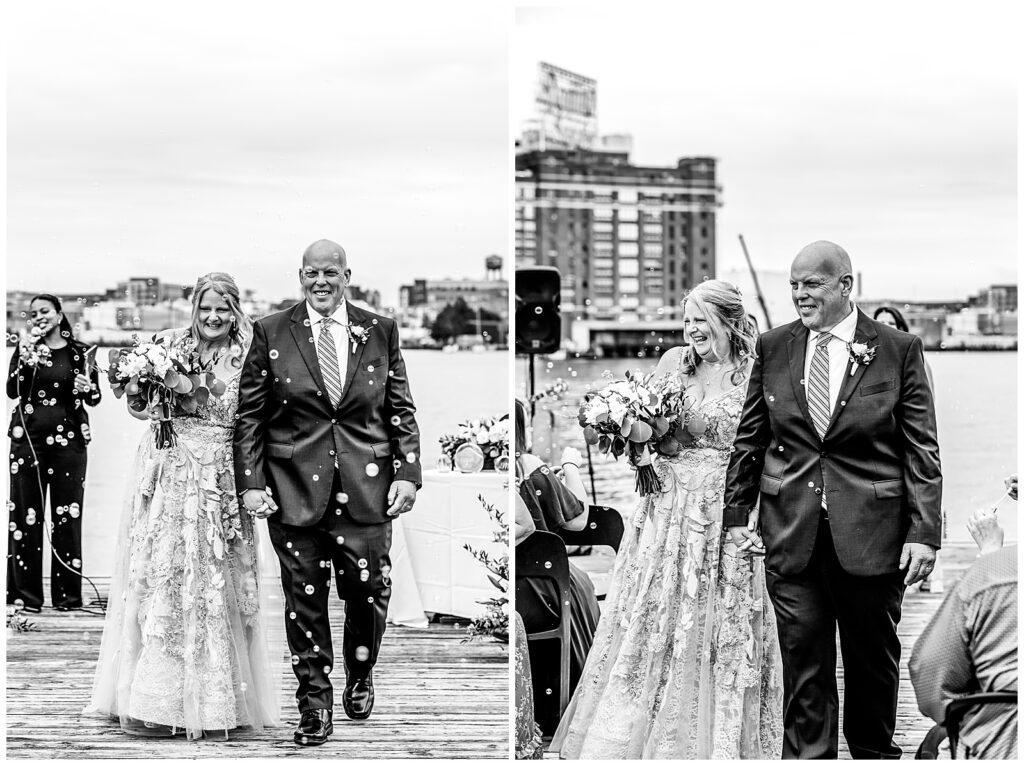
[5,348,509,579]
[517,351,1018,543]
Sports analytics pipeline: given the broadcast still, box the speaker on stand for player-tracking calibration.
[515,266,562,415]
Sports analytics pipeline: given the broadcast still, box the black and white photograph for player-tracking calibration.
[6,1,510,758]
[513,2,1017,760]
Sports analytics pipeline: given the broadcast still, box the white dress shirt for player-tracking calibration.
[803,305,858,417]
[306,299,349,386]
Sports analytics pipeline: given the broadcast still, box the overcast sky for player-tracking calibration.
[515,2,1017,302]
[7,1,508,305]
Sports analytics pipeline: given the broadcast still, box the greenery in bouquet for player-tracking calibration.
[439,414,510,470]
[462,495,509,643]
[106,333,228,449]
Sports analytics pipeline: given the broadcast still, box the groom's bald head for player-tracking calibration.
[790,240,855,331]
[300,239,350,316]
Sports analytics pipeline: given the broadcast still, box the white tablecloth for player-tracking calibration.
[397,469,507,620]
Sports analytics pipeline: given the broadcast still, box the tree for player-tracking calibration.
[429,298,502,342]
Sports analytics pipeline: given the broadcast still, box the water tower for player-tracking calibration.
[485,255,503,281]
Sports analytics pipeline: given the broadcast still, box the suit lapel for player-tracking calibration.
[339,304,371,400]
[289,302,328,394]
[786,322,816,436]
[827,310,879,432]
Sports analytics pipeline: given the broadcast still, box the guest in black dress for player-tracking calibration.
[514,399,600,734]
[7,294,101,612]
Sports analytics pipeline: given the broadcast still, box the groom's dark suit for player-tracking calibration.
[234,300,420,714]
[725,310,941,758]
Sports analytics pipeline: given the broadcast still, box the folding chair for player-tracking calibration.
[515,530,571,736]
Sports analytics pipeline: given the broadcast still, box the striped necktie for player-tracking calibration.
[317,316,343,408]
[807,332,833,440]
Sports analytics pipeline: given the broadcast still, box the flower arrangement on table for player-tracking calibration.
[578,369,707,496]
[439,414,510,472]
[462,495,508,643]
[106,333,229,449]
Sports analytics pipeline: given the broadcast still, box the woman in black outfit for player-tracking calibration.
[514,398,600,734]
[7,294,102,612]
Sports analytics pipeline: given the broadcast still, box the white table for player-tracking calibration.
[398,469,508,620]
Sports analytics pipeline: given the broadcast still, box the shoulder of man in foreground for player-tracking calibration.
[957,545,1017,600]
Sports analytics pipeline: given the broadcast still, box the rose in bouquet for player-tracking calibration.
[439,413,510,471]
[106,333,228,449]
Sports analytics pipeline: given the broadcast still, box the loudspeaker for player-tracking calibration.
[515,267,561,355]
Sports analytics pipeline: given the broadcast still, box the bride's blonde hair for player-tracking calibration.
[189,272,252,368]
[680,279,758,385]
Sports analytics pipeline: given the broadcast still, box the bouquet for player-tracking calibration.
[578,369,705,495]
[106,333,228,449]
[439,414,510,471]
[16,327,52,369]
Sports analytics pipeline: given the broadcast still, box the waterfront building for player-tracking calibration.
[399,256,508,321]
[515,147,721,350]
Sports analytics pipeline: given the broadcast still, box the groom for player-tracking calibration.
[234,238,421,746]
[725,241,942,758]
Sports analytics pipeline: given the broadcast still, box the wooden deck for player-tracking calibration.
[6,579,509,759]
[544,542,980,760]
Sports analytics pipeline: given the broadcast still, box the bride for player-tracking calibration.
[87,273,279,739]
[552,280,783,759]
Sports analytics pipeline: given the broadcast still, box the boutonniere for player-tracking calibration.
[847,341,878,376]
[346,324,369,354]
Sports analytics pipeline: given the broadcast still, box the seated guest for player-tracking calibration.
[515,609,544,759]
[514,399,600,727]
[909,475,1018,759]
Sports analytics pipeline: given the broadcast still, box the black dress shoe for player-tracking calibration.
[343,672,374,720]
[294,709,333,746]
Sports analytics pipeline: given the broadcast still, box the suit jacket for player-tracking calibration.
[233,301,421,525]
[724,310,942,576]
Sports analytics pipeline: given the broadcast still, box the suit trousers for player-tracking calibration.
[766,514,906,759]
[268,472,392,713]
[7,441,87,610]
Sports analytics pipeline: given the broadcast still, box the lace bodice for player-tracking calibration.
[169,371,241,436]
[659,370,747,455]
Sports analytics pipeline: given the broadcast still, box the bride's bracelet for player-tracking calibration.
[561,462,580,470]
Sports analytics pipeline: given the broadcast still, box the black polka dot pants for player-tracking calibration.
[7,441,87,610]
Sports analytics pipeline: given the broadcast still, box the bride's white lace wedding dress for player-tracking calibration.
[553,377,784,759]
[86,370,279,739]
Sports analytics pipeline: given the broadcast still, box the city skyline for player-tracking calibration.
[7,2,508,306]
[514,3,1017,302]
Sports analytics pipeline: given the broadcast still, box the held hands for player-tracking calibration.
[387,480,417,517]
[966,507,1005,555]
[242,488,279,520]
[899,543,937,586]
[727,507,766,556]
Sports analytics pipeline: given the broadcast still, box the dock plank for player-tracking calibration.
[6,578,510,759]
